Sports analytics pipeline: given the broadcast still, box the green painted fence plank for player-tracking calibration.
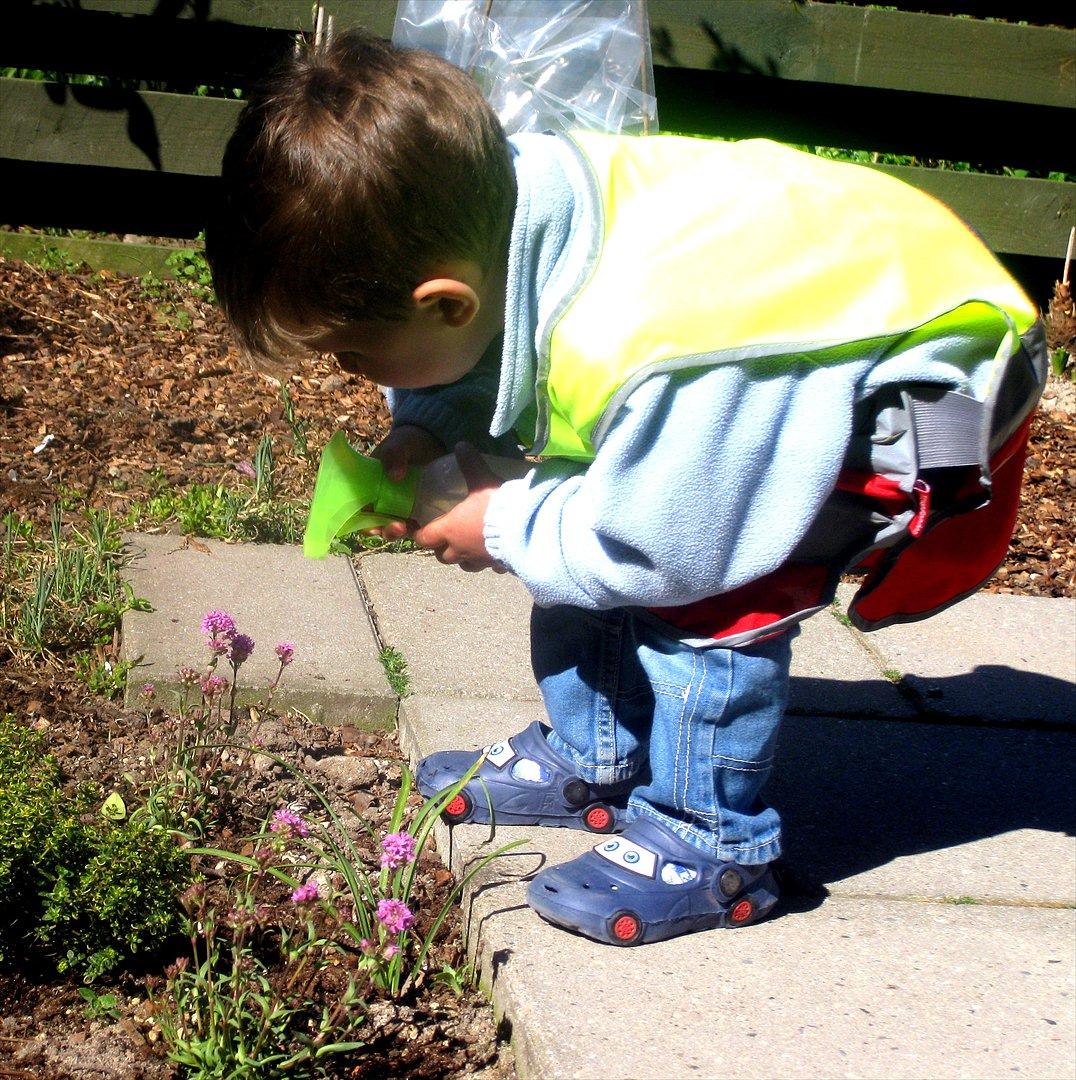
[0,78,239,176]
[646,0,1074,109]
[75,1,1075,109]
[78,0,395,35]
[0,231,191,277]
[866,165,1074,259]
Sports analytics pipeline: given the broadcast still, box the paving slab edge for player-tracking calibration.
[397,700,537,1079]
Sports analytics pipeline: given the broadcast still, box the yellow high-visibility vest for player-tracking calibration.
[530,132,1038,461]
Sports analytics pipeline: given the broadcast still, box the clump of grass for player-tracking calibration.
[126,435,306,545]
[0,506,149,668]
[378,646,411,697]
[829,598,853,628]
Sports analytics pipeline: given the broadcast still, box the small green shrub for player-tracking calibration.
[39,819,191,981]
[0,717,191,979]
[0,719,84,965]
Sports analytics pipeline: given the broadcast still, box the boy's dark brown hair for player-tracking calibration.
[206,28,516,363]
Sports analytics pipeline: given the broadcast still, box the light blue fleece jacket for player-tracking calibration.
[389,134,996,612]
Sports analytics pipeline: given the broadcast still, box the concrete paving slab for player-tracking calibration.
[121,533,395,727]
[858,589,1076,725]
[456,866,1075,1080]
[400,698,1076,904]
[773,714,1076,904]
[790,605,914,716]
[358,553,540,701]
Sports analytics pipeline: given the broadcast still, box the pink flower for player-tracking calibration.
[200,611,236,639]
[380,831,417,869]
[382,944,400,960]
[229,634,255,665]
[375,899,414,935]
[140,683,156,699]
[200,674,227,698]
[235,461,256,478]
[270,807,309,838]
[274,642,295,666]
[177,666,199,685]
[290,882,319,904]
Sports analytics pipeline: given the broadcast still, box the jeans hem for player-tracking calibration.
[627,804,782,866]
[545,730,639,786]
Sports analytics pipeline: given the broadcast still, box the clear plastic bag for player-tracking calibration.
[392,0,658,136]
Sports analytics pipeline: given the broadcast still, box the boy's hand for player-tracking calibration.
[371,425,445,540]
[413,443,507,573]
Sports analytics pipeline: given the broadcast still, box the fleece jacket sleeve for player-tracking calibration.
[483,359,866,610]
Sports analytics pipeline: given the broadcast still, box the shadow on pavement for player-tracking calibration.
[770,672,1076,891]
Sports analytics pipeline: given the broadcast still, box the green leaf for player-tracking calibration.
[101,792,127,821]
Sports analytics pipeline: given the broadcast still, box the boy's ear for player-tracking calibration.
[412,277,480,328]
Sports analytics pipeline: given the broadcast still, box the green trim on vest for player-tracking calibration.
[529,133,1038,461]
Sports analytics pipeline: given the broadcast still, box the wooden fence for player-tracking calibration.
[1,0,1073,299]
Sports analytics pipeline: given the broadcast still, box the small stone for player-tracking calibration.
[312,755,378,790]
[348,790,375,813]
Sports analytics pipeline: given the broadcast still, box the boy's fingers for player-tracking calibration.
[381,521,410,541]
[412,519,443,550]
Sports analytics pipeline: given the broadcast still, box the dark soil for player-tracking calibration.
[0,255,1073,1077]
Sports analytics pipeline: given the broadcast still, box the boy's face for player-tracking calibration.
[310,316,481,388]
[308,264,502,389]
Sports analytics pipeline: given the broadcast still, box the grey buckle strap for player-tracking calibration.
[905,388,984,470]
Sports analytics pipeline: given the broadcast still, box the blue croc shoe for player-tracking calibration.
[526,817,779,945]
[416,721,631,833]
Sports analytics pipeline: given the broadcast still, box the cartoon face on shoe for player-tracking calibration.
[595,838,699,884]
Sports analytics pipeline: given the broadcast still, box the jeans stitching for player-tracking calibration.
[671,653,692,808]
[682,652,705,812]
[595,611,619,769]
[712,757,774,773]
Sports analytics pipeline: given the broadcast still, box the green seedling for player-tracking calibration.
[78,987,121,1021]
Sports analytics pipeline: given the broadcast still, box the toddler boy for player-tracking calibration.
[208,31,1045,946]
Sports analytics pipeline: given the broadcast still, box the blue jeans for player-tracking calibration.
[531,605,793,864]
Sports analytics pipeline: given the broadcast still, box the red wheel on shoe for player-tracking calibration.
[729,898,755,925]
[441,789,474,825]
[582,803,616,833]
[607,910,645,946]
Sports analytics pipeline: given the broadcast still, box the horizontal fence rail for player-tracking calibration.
[2,0,1073,293]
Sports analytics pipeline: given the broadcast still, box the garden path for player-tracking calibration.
[123,542,1076,1079]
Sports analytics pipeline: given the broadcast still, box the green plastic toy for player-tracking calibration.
[303,431,418,558]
